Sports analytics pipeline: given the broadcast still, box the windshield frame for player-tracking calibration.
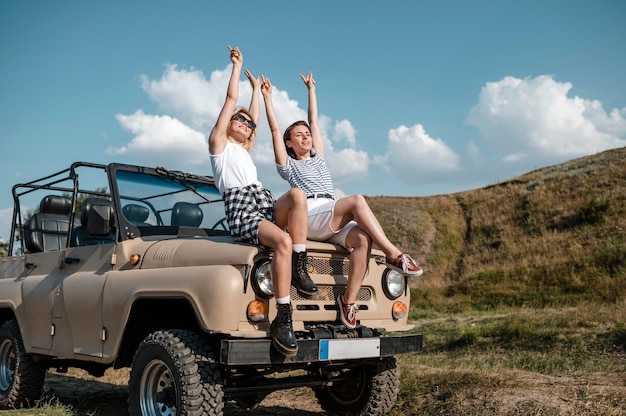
[109,163,229,240]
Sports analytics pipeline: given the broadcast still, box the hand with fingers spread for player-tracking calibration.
[245,69,259,90]
[260,74,272,99]
[299,71,316,90]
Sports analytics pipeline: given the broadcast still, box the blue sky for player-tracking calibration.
[1,0,625,241]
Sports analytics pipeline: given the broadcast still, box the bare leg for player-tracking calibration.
[331,195,402,260]
[273,187,308,244]
[343,225,372,304]
[270,187,318,296]
[258,219,293,299]
[259,219,299,356]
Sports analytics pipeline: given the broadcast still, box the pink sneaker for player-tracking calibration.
[337,292,359,329]
[386,254,423,276]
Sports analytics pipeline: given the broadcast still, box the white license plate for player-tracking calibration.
[319,338,381,360]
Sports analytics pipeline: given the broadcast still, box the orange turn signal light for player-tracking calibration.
[129,254,141,265]
[247,300,269,322]
[392,301,408,320]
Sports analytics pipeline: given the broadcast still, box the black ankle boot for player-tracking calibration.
[292,251,318,297]
[271,303,297,357]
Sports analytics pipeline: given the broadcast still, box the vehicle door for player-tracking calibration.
[49,243,114,359]
[20,251,67,351]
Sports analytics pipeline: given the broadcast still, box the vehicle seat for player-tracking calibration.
[123,204,150,226]
[171,202,203,227]
[72,197,116,246]
[23,195,72,253]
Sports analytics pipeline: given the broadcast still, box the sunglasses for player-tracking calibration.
[231,113,256,130]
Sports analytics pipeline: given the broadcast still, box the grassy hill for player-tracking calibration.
[368,146,626,314]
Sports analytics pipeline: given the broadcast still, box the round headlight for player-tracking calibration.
[251,260,274,298]
[382,269,405,299]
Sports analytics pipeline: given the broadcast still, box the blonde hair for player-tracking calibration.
[228,107,256,152]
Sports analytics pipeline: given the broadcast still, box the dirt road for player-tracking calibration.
[43,368,323,416]
[39,365,626,416]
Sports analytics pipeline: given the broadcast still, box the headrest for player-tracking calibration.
[171,202,203,227]
[81,198,112,222]
[81,197,115,235]
[123,204,149,223]
[40,195,72,216]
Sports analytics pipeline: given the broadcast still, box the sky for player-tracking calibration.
[1,0,625,241]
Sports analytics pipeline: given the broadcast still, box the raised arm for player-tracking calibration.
[300,71,324,156]
[245,69,260,125]
[208,45,243,155]
[261,75,288,166]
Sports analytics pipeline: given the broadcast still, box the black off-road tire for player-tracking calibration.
[128,329,224,416]
[314,357,400,416]
[0,320,46,409]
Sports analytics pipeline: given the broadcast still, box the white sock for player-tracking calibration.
[276,296,291,304]
[292,244,306,253]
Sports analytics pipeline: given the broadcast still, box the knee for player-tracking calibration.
[288,187,307,205]
[353,194,368,208]
[348,227,372,251]
[346,194,367,210]
[274,234,292,255]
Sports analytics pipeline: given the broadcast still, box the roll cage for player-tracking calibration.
[8,162,229,256]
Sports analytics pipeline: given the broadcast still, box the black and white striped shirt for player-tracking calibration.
[277,148,334,197]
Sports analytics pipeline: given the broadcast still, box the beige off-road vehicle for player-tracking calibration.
[0,161,422,415]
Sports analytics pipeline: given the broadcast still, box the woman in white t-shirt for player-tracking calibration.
[262,72,423,330]
[208,46,317,357]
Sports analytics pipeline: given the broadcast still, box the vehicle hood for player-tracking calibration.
[132,237,380,270]
[137,236,263,269]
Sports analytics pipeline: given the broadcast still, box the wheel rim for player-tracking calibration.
[327,367,367,405]
[139,358,178,416]
[0,338,16,392]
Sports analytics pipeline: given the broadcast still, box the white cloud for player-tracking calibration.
[331,119,357,147]
[326,147,369,178]
[140,64,236,133]
[373,124,461,184]
[112,66,373,188]
[109,110,208,170]
[466,75,626,162]
[317,116,369,180]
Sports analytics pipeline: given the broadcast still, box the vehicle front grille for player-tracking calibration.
[290,256,372,302]
[306,257,349,276]
[291,285,372,302]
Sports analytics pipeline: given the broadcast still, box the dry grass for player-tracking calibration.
[391,302,626,415]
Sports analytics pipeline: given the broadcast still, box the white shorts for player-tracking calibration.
[307,198,357,248]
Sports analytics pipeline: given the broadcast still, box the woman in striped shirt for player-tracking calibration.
[261,72,423,330]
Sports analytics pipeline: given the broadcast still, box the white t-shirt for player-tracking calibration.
[210,141,262,195]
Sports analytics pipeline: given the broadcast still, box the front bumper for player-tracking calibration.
[220,333,422,366]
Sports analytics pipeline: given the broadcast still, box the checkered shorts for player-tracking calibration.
[223,184,275,245]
